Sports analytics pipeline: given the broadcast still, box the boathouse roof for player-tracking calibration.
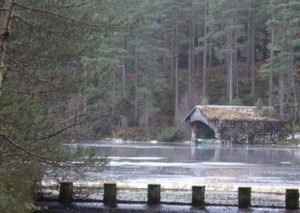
[183,105,278,123]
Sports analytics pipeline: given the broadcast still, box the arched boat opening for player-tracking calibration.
[183,106,217,142]
[192,121,216,140]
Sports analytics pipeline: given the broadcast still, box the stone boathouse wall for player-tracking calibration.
[210,119,287,144]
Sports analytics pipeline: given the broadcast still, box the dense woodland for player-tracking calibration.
[80,0,300,140]
[0,0,299,211]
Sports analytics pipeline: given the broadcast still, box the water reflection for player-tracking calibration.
[67,142,300,188]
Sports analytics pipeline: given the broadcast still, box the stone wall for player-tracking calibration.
[218,120,287,144]
[192,118,287,144]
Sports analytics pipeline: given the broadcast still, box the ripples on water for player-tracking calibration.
[43,141,300,206]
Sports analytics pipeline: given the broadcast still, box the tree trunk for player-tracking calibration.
[83,68,87,114]
[145,74,150,140]
[121,36,127,99]
[228,3,234,104]
[202,0,208,100]
[191,22,195,80]
[246,12,251,74]
[202,48,207,100]
[279,1,288,120]
[122,61,126,99]
[174,46,179,120]
[111,68,116,117]
[174,22,179,122]
[262,36,268,62]
[207,36,212,78]
[234,30,239,98]
[250,0,256,97]
[188,22,192,94]
[279,71,284,119]
[0,0,15,96]
[188,21,195,108]
[268,27,275,106]
[228,49,233,104]
[134,36,138,123]
[225,56,229,99]
[170,32,175,89]
[290,61,298,138]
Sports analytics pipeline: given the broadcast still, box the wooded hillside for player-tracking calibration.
[1,0,298,140]
[0,0,299,211]
[92,0,299,139]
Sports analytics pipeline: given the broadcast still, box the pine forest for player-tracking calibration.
[0,0,299,211]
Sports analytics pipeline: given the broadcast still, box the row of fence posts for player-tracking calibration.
[58,182,299,210]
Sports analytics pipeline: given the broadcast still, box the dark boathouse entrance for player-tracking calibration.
[192,121,215,140]
[183,106,217,142]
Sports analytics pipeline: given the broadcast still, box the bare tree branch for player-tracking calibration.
[40,115,100,140]
[5,54,60,89]
[15,3,107,29]
[38,2,92,10]
[12,14,68,36]
[41,122,78,140]
[0,132,54,163]
[0,155,27,169]
[0,150,22,158]
[0,133,78,168]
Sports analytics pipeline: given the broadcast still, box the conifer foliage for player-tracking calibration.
[0,0,137,211]
[0,0,299,210]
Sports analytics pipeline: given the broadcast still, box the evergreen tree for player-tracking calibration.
[261,0,300,124]
[0,0,137,210]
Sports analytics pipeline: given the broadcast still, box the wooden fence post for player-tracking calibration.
[103,183,117,207]
[192,186,205,207]
[148,184,161,205]
[286,189,299,210]
[238,187,251,208]
[59,182,73,205]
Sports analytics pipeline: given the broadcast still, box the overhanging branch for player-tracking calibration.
[15,3,106,29]
[40,115,100,140]
[13,14,68,36]
[5,54,60,89]
[0,132,54,163]
[41,122,78,140]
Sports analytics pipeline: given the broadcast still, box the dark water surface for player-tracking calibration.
[42,141,300,207]
[66,141,300,191]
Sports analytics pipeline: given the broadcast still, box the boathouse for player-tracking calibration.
[183,105,287,144]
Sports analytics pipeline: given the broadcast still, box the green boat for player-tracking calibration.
[196,138,221,144]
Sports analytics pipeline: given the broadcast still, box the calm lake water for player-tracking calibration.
[65,141,300,193]
[41,141,300,207]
